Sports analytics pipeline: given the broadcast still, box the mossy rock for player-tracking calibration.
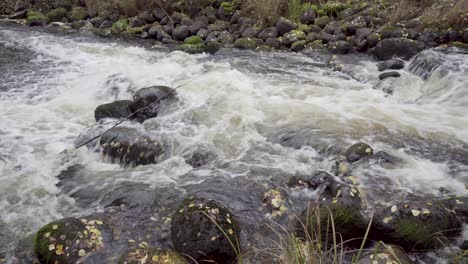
[26,11,47,26]
[126,26,145,35]
[34,217,105,264]
[66,7,87,22]
[234,38,261,50]
[372,199,463,251]
[46,8,67,23]
[317,9,327,17]
[256,45,272,52]
[206,41,222,54]
[299,184,368,248]
[345,142,373,163]
[176,43,207,54]
[302,3,318,12]
[305,40,324,50]
[111,18,129,34]
[171,197,241,263]
[366,33,380,47]
[184,36,204,45]
[451,42,468,50]
[314,16,331,28]
[283,30,306,46]
[220,2,235,16]
[291,40,307,52]
[119,247,188,264]
[298,23,310,33]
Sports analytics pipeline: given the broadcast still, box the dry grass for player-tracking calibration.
[240,0,288,25]
[387,0,468,30]
[0,0,15,15]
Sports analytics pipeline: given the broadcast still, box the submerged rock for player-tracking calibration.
[373,38,425,60]
[100,127,164,166]
[379,71,401,80]
[94,100,132,122]
[345,142,373,163]
[171,197,240,263]
[129,86,177,123]
[34,217,105,263]
[377,58,405,71]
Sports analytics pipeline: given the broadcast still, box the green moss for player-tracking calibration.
[67,7,87,22]
[126,26,145,35]
[111,18,129,34]
[46,8,67,23]
[317,9,327,17]
[451,42,468,50]
[26,11,46,26]
[298,23,309,33]
[177,43,207,54]
[302,3,318,12]
[314,16,331,28]
[290,30,306,39]
[220,2,235,16]
[322,2,348,16]
[184,36,204,45]
[234,38,259,50]
[291,40,307,52]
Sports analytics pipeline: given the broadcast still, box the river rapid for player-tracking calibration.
[0,24,467,262]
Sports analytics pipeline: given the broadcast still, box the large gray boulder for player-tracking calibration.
[373,38,425,60]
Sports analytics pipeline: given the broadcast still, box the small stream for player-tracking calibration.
[0,25,467,262]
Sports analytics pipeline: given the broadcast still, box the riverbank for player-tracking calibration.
[1,0,468,58]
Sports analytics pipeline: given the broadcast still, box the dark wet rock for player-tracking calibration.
[26,10,46,26]
[119,247,188,264]
[258,27,278,40]
[345,142,373,163]
[327,40,353,54]
[288,171,336,191]
[34,217,106,263]
[345,16,367,35]
[463,29,468,43]
[237,17,253,33]
[90,17,105,28]
[129,86,177,123]
[217,30,235,44]
[440,196,468,222]
[373,38,425,61]
[314,16,331,28]
[297,176,368,248]
[309,24,322,33]
[371,198,463,251]
[356,27,372,40]
[148,24,162,39]
[241,25,260,38]
[357,245,411,264]
[377,58,405,71]
[173,25,190,41]
[206,31,220,42]
[45,8,67,22]
[100,127,164,166]
[305,40,324,50]
[189,17,208,34]
[461,240,468,250]
[300,8,316,24]
[418,28,441,47]
[323,22,341,34]
[373,151,402,165]
[128,16,144,28]
[380,26,405,39]
[306,32,318,42]
[183,147,217,168]
[101,183,158,211]
[171,197,240,263]
[276,17,297,36]
[137,11,156,24]
[319,31,335,44]
[234,38,262,50]
[208,20,229,32]
[196,28,209,39]
[265,37,281,49]
[181,16,194,27]
[283,30,306,46]
[206,41,222,54]
[379,71,401,80]
[366,32,380,48]
[162,24,173,35]
[441,29,459,43]
[66,7,87,22]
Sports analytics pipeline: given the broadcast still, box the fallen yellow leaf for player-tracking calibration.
[78,249,86,257]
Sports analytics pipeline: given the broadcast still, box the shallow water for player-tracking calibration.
[0,25,467,261]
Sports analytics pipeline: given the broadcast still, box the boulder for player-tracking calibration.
[129,86,177,123]
[327,40,353,54]
[377,59,405,71]
[241,25,260,38]
[217,1,235,21]
[128,17,144,28]
[206,41,222,54]
[290,40,307,52]
[46,8,67,23]
[319,31,335,43]
[300,8,316,24]
[99,20,112,29]
[66,7,87,22]
[171,197,241,263]
[441,29,459,43]
[345,142,373,163]
[173,25,190,41]
[276,17,297,35]
[366,33,380,47]
[207,20,229,32]
[111,19,128,34]
[380,26,405,39]
[282,30,306,46]
[137,11,156,24]
[197,28,209,39]
[418,29,441,47]
[26,11,46,26]
[265,38,281,49]
[314,16,331,28]
[309,24,322,33]
[177,43,206,54]
[371,198,463,251]
[184,36,204,45]
[100,127,164,166]
[34,217,105,264]
[258,27,278,40]
[379,71,401,80]
[233,38,262,50]
[373,38,425,61]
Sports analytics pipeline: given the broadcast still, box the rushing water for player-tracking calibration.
[0,25,467,261]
